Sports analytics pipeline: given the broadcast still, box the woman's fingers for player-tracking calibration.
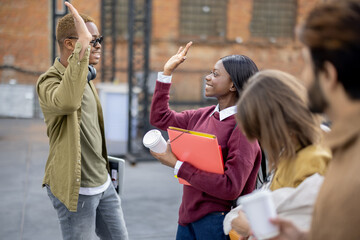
[176,41,192,57]
[163,42,192,75]
[177,46,183,54]
[182,41,193,55]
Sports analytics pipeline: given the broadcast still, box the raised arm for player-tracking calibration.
[37,3,93,115]
[150,41,197,129]
[64,1,92,59]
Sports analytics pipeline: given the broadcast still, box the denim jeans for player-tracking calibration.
[46,183,128,240]
[176,212,230,240]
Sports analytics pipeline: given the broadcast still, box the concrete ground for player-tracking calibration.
[0,118,183,240]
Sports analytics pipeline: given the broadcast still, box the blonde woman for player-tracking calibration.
[224,70,331,239]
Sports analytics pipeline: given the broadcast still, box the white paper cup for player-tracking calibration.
[240,190,279,240]
[143,129,167,153]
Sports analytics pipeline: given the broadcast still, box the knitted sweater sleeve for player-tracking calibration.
[150,81,197,130]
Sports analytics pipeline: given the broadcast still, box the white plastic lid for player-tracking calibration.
[143,129,162,148]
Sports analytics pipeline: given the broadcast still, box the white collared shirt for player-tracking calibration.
[210,104,237,121]
[157,72,172,83]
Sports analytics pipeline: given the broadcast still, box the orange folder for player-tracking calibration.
[167,126,224,185]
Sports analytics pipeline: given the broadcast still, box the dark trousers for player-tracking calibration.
[176,212,230,240]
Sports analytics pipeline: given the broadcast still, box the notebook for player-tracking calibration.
[167,126,224,185]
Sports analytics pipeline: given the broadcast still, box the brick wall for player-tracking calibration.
[0,0,100,85]
[1,0,50,84]
[0,0,319,101]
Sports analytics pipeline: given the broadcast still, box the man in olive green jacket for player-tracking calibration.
[37,3,128,239]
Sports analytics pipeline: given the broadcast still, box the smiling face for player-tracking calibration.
[86,22,101,65]
[204,60,234,99]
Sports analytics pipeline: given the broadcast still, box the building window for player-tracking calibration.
[250,0,297,40]
[115,0,128,37]
[180,0,227,40]
[114,0,145,38]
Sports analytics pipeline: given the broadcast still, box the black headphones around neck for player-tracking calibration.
[87,65,97,82]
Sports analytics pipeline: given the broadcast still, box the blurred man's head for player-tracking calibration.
[56,13,102,65]
[299,0,360,113]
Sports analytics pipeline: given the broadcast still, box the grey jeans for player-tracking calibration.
[46,184,128,240]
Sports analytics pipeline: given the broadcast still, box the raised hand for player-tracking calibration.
[163,41,193,76]
[64,1,92,58]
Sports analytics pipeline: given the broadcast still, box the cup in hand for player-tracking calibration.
[240,190,279,239]
[143,129,167,153]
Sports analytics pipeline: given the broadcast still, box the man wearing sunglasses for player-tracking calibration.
[36,2,128,239]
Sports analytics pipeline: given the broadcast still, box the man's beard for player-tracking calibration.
[308,75,328,114]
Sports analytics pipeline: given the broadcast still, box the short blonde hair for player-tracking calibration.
[56,13,95,48]
[236,70,321,169]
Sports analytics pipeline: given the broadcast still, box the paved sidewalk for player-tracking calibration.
[0,118,182,240]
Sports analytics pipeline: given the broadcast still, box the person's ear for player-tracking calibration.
[63,39,76,51]
[322,61,338,90]
[230,83,237,92]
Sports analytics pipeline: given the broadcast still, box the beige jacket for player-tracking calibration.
[310,110,360,239]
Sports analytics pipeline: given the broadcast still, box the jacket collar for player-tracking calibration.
[53,58,66,76]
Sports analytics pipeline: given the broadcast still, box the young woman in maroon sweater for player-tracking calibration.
[150,42,262,240]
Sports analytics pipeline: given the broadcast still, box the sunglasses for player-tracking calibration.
[67,36,103,47]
